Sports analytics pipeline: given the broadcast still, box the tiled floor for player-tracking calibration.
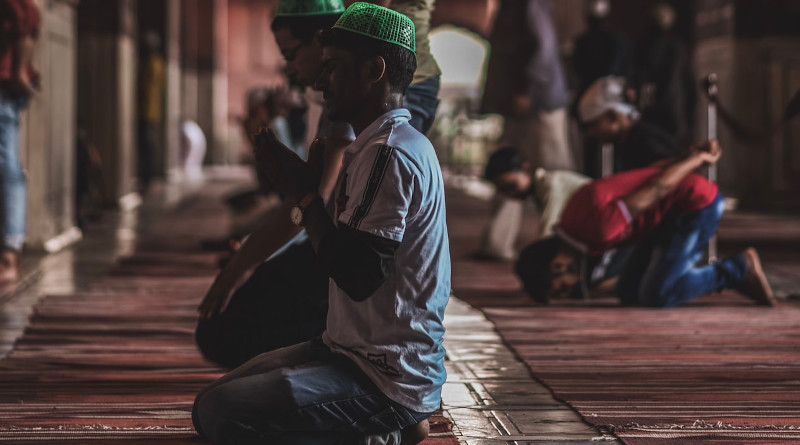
[2,168,798,444]
[442,298,620,444]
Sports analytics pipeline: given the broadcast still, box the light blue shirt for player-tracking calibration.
[323,109,451,413]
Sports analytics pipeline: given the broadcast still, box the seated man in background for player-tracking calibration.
[517,140,776,308]
[193,4,448,443]
[578,75,682,174]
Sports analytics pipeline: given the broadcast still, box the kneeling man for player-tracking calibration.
[192,3,450,444]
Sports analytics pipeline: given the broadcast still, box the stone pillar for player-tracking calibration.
[181,0,228,166]
[164,0,183,179]
[76,0,138,206]
[212,0,230,165]
[18,0,81,251]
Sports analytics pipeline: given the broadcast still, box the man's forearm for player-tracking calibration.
[224,201,302,277]
[303,198,336,251]
[303,199,399,301]
[622,153,705,218]
[13,36,34,78]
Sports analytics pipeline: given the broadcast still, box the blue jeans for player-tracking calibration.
[617,192,747,307]
[0,94,28,251]
[404,75,440,135]
[193,338,430,444]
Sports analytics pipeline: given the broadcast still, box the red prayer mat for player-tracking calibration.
[0,251,457,443]
[483,300,800,444]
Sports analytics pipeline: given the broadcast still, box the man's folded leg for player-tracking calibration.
[193,339,427,444]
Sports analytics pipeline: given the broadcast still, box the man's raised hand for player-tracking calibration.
[691,140,722,165]
[252,127,318,202]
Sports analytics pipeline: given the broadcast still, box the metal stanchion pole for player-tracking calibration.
[601,143,614,177]
[706,73,718,263]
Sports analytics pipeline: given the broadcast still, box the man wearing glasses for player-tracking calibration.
[195,0,353,368]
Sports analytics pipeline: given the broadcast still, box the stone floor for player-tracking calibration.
[441,298,620,444]
[1,167,798,444]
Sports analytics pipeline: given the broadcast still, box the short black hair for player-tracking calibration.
[515,237,560,304]
[484,147,525,181]
[319,28,416,94]
[270,14,341,42]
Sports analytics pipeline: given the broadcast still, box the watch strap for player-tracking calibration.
[297,192,321,211]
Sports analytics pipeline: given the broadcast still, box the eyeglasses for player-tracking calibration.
[281,41,305,62]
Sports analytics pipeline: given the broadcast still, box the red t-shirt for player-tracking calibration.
[0,0,40,82]
[556,167,718,254]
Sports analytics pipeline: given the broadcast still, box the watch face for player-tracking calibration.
[290,206,304,225]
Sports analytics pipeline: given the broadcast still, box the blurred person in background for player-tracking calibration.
[571,0,632,178]
[137,30,165,195]
[0,0,40,284]
[632,2,697,145]
[478,0,575,261]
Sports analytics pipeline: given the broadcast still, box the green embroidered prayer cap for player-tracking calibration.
[332,2,416,53]
[276,0,345,17]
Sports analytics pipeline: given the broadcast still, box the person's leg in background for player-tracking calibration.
[0,95,28,284]
[528,108,575,171]
[193,338,430,445]
[403,75,440,135]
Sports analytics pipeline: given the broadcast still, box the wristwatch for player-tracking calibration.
[290,193,321,226]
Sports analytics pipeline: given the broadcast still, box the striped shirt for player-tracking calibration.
[323,108,451,413]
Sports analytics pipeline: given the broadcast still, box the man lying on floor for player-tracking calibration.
[193,3,449,443]
[516,140,776,307]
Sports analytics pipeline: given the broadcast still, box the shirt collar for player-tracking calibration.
[346,108,412,154]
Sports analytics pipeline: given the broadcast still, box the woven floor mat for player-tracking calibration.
[1,244,457,443]
[482,302,800,444]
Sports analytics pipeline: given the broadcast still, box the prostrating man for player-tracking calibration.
[193,4,450,444]
[517,140,776,308]
[483,147,632,304]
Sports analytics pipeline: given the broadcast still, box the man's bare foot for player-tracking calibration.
[739,248,776,306]
[401,418,429,445]
[0,250,19,285]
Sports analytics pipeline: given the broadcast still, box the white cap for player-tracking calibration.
[578,76,638,124]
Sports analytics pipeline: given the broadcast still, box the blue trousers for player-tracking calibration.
[0,93,28,251]
[404,75,440,135]
[617,192,748,307]
[193,338,430,444]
